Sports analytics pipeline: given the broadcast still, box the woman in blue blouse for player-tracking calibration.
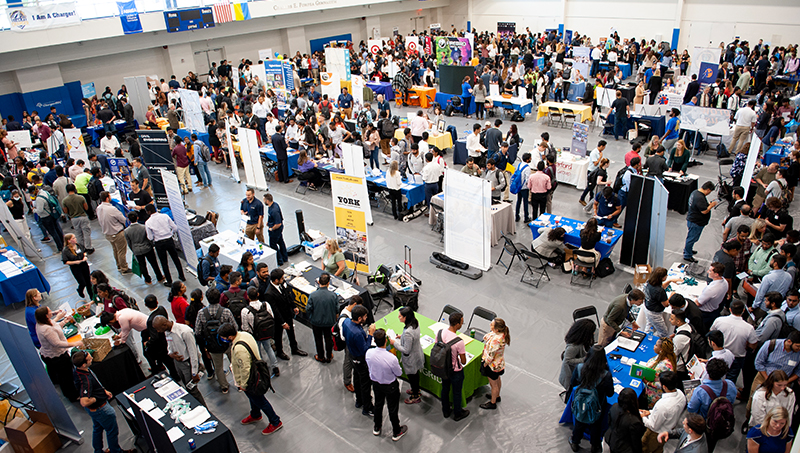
[747,406,794,453]
[461,76,473,118]
[661,108,681,151]
[237,252,256,289]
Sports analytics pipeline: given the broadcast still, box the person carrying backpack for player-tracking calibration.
[511,152,532,223]
[30,184,64,251]
[197,244,220,286]
[241,287,286,378]
[219,323,284,436]
[434,312,470,422]
[220,272,248,327]
[569,344,614,452]
[193,287,237,394]
[686,358,736,452]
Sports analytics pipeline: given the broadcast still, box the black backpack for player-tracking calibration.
[224,290,248,328]
[112,288,139,311]
[612,166,630,193]
[234,341,274,395]
[332,313,349,351]
[248,304,275,341]
[87,177,101,201]
[202,307,228,353]
[196,256,214,286]
[430,329,462,379]
[595,258,615,278]
[676,325,711,362]
[380,118,395,139]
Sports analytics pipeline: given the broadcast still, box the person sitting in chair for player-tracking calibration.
[531,227,566,264]
[296,150,324,190]
[577,218,603,265]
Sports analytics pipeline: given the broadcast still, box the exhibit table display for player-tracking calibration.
[763,144,790,166]
[87,120,139,147]
[366,81,394,101]
[661,172,699,215]
[176,129,210,150]
[529,215,622,259]
[285,264,374,327]
[261,145,301,177]
[365,169,426,209]
[408,86,436,108]
[434,93,476,116]
[487,95,534,116]
[533,152,590,189]
[199,230,278,273]
[537,102,593,123]
[0,246,50,306]
[430,193,515,246]
[393,129,453,151]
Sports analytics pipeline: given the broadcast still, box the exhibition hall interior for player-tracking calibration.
[0,0,798,452]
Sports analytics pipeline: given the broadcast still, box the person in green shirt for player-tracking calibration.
[598,289,646,347]
[73,168,95,219]
[666,139,690,175]
[748,234,778,279]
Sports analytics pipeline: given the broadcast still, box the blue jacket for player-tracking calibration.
[687,378,737,418]
[200,255,219,282]
[342,318,372,359]
[215,275,230,293]
[305,287,339,327]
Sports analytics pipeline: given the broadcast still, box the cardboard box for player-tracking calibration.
[633,264,652,286]
[5,411,61,453]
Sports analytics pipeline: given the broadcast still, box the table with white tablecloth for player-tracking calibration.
[487,95,534,117]
[532,152,590,189]
[634,262,709,331]
[430,193,515,246]
[199,229,278,272]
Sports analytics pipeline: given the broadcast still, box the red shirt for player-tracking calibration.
[624,151,641,167]
[171,297,189,324]
[104,295,127,313]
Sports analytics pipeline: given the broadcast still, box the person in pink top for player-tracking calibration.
[624,142,642,167]
[100,308,148,345]
[439,312,469,421]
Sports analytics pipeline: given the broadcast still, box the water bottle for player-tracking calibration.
[470,329,475,338]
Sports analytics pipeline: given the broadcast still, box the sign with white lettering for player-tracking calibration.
[7,2,80,32]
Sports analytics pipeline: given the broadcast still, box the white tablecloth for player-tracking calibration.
[199,230,278,274]
[532,152,590,189]
[430,194,516,246]
[634,262,709,334]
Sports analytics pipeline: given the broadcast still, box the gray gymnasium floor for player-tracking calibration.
[1,102,786,452]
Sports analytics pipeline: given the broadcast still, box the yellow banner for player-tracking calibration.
[330,173,370,273]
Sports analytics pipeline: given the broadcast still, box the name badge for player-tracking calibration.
[608,203,614,208]
[76,248,82,254]
[790,360,797,367]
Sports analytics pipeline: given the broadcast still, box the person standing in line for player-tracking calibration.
[144,204,185,286]
[241,286,284,378]
[440,312,470,421]
[96,191,131,274]
[192,134,212,188]
[62,184,94,254]
[389,306,424,404]
[30,185,63,251]
[338,296,362,393]
[656,414,708,453]
[152,316,207,406]
[746,406,794,453]
[611,90,630,141]
[35,306,82,401]
[579,141,606,206]
[124,212,164,285]
[366,328,409,441]
[141,295,177,379]
[343,305,375,417]
[479,318,510,410]
[569,344,614,452]
[194,288,236,394]
[514,153,532,223]
[263,193,288,266]
[240,188,264,243]
[604,388,646,452]
[684,181,718,263]
[73,351,135,453]
[171,136,192,194]
[386,161,403,221]
[641,371,688,453]
[263,268,308,360]
[62,233,93,300]
[306,272,339,363]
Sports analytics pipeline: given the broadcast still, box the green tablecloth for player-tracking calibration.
[377,309,488,408]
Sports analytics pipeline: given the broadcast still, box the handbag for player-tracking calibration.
[131,257,142,278]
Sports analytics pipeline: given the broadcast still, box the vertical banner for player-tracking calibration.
[741,137,762,201]
[65,128,88,162]
[351,75,365,107]
[571,122,589,157]
[341,143,372,224]
[243,128,268,190]
[319,72,340,99]
[443,169,491,271]
[424,36,432,56]
[406,36,420,55]
[572,47,591,80]
[117,0,142,35]
[435,37,473,66]
[324,48,350,81]
[138,130,175,207]
[161,170,199,270]
[368,39,382,55]
[177,88,206,132]
[282,60,295,92]
[225,127,241,183]
[239,128,257,190]
[330,173,370,273]
[264,60,288,106]
[564,30,573,44]
[698,61,719,87]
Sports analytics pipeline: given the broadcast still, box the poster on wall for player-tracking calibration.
[81,82,96,98]
[117,1,142,35]
[435,37,473,66]
[7,2,80,32]
[330,173,370,273]
[571,122,589,157]
[572,47,591,80]
[497,22,515,38]
[65,128,88,162]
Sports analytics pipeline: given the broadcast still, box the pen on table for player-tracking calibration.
[131,386,147,394]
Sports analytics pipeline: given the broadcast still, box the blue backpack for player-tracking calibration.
[509,163,528,195]
[571,369,606,425]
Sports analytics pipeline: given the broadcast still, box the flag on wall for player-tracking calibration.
[212,0,232,24]
[233,2,250,21]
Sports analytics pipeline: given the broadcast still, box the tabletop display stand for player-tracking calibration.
[0,202,42,260]
[619,175,668,268]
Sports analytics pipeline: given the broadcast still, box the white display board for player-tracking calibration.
[178,88,206,133]
[225,126,241,183]
[65,128,88,162]
[690,47,721,78]
[596,87,615,108]
[351,75,365,107]
[161,169,199,271]
[741,137,762,201]
[324,48,350,82]
[123,75,150,126]
[240,128,268,191]
[341,143,372,224]
[320,72,341,99]
[680,105,732,135]
[406,36,420,55]
[0,201,40,259]
[443,169,491,271]
[572,47,591,80]
[7,131,31,149]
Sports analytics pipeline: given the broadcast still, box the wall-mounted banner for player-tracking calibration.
[7,2,80,32]
[497,22,515,38]
[81,82,96,98]
[330,173,370,273]
[435,37,473,66]
[117,1,142,35]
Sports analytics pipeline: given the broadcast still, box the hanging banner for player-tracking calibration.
[571,122,589,157]
[368,39,382,55]
[497,22,515,38]
[330,173,370,273]
[320,72,340,99]
[161,170,199,271]
[698,61,719,87]
[572,47,591,80]
[258,48,273,61]
[7,2,80,32]
[435,37,473,66]
[81,82,96,98]
[117,0,142,35]
[64,128,88,162]
[406,36,420,55]
[680,105,732,135]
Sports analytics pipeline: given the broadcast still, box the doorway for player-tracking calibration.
[193,48,225,80]
[410,16,425,34]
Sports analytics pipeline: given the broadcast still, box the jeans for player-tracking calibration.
[684,220,704,259]
[88,403,121,453]
[597,217,616,228]
[373,380,401,436]
[135,250,163,284]
[245,389,281,426]
[618,189,628,209]
[196,161,212,186]
[408,372,420,397]
[352,357,373,411]
[39,215,63,250]
[475,102,485,119]
[256,339,278,369]
[590,60,599,77]
[461,96,471,116]
[268,229,288,265]
[515,188,529,221]
[727,356,746,384]
[312,325,333,361]
[369,147,380,169]
[442,369,465,417]
[644,308,670,338]
[154,238,185,283]
[424,182,438,208]
[388,189,402,219]
[614,115,627,139]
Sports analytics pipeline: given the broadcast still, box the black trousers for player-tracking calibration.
[40,215,63,251]
[42,352,79,401]
[80,193,96,219]
[277,158,289,183]
[135,249,163,283]
[196,334,215,375]
[274,320,299,356]
[530,192,548,219]
[408,372,420,397]
[352,357,373,411]
[373,380,401,436]
[388,188,402,219]
[70,261,93,299]
[154,238,185,283]
[312,324,333,360]
[142,336,177,379]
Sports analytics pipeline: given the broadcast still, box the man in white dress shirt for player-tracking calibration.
[153,316,207,406]
[466,123,486,167]
[695,263,729,330]
[144,204,185,286]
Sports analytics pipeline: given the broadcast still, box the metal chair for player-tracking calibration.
[467,306,497,339]
[570,249,598,287]
[563,108,578,128]
[262,155,278,182]
[573,305,601,342]
[496,233,528,275]
[365,264,393,314]
[519,249,551,287]
[438,304,463,324]
[294,168,309,194]
[718,157,734,182]
[547,106,563,127]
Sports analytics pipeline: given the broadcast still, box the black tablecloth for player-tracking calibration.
[454,140,468,166]
[91,344,146,396]
[116,373,238,453]
[618,85,636,103]
[663,177,698,215]
[288,266,374,327]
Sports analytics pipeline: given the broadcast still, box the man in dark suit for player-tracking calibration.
[683,74,700,104]
[264,268,307,360]
[271,125,292,184]
[142,295,177,378]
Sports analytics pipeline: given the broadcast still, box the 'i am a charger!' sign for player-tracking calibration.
[7,2,80,32]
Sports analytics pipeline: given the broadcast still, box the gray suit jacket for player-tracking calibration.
[669,431,708,453]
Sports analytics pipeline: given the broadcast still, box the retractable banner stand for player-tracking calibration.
[324,48,350,81]
[0,202,41,259]
[320,72,340,99]
[65,128,88,161]
[351,75,365,107]
[123,75,150,126]
[239,128,267,191]
[681,105,732,136]
[741,137,762,201]
[341,143,373,224]
[619,175,668,267]
[406,36,420,55]
[571,122,589,157]
[225,127,241,183]
[178,89,206,133]
[443,169,491,271]
[0,319,81,443]
[138,130,174,207]
[572,47,591,80]
[161,170,198,271]
[330,173,371,273]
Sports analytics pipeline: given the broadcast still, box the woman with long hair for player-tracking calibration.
[35,306,82,401]
[480,318,510,410]
[532,227,567,262]
[389,306,424,404]
[643,267,680,338]
[185,288,215,377]
[89,270,108,308]
[296,149,324,189]
[604,387,645,452]
[167,281,189,325]
[386,161,403,221]
[667,140,690,175]
[62,233,92,300]
[643,337,678,408]
[750,219,767,244]
[746,406,794,453]
[237,251,256,288]
[569,345,614,452]
[578,217,603,263]
[559,319,596,391]
[748,370,795,431]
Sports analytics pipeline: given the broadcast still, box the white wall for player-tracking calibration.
[445,0,561,35]
[59,48,171,95]
[565,0,675,42]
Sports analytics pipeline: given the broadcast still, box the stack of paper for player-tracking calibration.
[180,406,211,429]
[154,381,187,403]
[419,335,435,349]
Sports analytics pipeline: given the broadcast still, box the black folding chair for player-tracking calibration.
[438,304,463,324]
[520,249,551,287]
[563,108,578,128]
[547,106,563,127]
[573,306,601,342]
[467,306,497,339]
[570,249,598,288]
[496,233,528,275]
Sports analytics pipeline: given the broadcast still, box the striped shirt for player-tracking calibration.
[755,339,800,377]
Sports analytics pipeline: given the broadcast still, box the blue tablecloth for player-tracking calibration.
[491,98,533,116]
[260,145,300,177]
[632,115,666,139]
[454,139,468,165]
[559,333,657,432]
[434,93,477,115]
[0,246,50,305]
[763,145,789,166]
[598,62,632,80]
[366,82,394,101]
[176,129,210,150]
[68,114,87,129]
[86,120,139,147]
[567,82,586,102]
[529,215,621,259]
[366,170,425,209]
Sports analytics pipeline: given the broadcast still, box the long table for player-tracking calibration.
[532,152,590,189]
[529,214,622,259]
[176,129,210,150]
[0,246,50,306]
[199,230,278,274]
[662,174,698,215]
[434,92,476,116]
[409,86,436,108]
[598,61,632,79]
[763,144,790,166]
[537,102,593,123]
[608,113,666,139]
[287,265,374,327]
[366,170,426,209]
[393,129,453,150]
[487,95,534,116]
[366,81,394,101]
[379,308,488,408]
[87,119,139,147]
[430,193,516,246]
[260,144,301,177]
[567,82,586,102]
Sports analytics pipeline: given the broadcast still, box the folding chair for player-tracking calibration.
[438,304,463,324]
[519,249,551,287]
[294,168,309,194]
[496,233,528,275]
[262,155,278,182]
[563,108,578,128]
[718,157,734,181]
[317,168,332,194]
[365,264,393,314]
[547,106,563,127]
[467,306,497,339]
[570,249,598,287]
[572,305,601,342]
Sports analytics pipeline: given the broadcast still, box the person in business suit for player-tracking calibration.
[657,414,709,453]
[271,125,292,184]
[264,268,307,360]
[142,295,178,379]
[683,75,700,105]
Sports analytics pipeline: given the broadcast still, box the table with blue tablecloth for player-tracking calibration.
[567,82,587,102]
[0,246,50,305]
[487,95,534,116]
[529,214,621,259]
[261,145,301,177]
[599,62,632,79]
[559,332,657,439]
[454,139,468,165]
[176,129,210,150]
[434,93,477,115]
[86,120,139,147]
[366,82,394,101]
[366,170,425,209]
[763,144,790,166]
[606,113,666,139]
